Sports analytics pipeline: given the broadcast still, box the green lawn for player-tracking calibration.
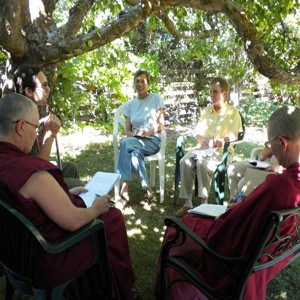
[0,137,299,299]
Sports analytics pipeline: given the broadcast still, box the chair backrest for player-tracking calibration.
[113,102,167,169]
[113,103,128,172]
[235,207,300,298]
[0,185,42,282]
[237,112,246,141]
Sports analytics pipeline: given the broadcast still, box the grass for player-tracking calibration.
[0,135,299,299]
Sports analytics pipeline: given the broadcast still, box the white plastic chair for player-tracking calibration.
[113,102,166,202]
[250,147,271,162]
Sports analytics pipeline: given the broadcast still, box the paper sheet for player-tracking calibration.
[79,172,120,207]
[188,204,227,217]
[190,147,218,159]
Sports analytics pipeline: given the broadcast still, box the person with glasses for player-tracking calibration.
[0,93,135,299]
[227,139,284,203]
[13,63,83,188]
[155,105,300,299]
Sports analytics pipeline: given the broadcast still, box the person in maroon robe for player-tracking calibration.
[155,105,300,299]
[0,93,135,299]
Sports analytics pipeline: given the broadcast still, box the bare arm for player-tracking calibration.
[125,117,134,137]
[38,114,61,160]
[19,171,110,231]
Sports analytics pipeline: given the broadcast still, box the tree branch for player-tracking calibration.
[40,2,160,61]
[157,11,219,39]
[161,0,300,84]
[220,0,300,84]
[56,0,96,40]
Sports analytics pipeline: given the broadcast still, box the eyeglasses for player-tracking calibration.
[265,136,291,149]
[13,120,40,132]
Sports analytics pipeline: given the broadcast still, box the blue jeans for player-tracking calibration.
[117,136,161,189]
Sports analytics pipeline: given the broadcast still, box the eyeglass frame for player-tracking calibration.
[265,135,291,149]
[12,120,40,132]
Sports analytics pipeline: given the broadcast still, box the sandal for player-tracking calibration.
[175,206,190,218]
[141,192,153,204]
[115,195,129,210]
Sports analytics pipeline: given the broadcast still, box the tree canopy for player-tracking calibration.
[0,0,299,128]
[1,0,299,83]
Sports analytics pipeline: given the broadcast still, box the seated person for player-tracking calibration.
[0,93,134,299]
[116,69,165,209]
[13,64,83,188]
[227,146,284,202]
[156,106,300,299]
[176,77,243,217]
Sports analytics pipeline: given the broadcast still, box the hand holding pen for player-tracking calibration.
[95,194,115,205]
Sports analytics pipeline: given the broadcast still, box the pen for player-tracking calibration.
[232,191,243,204]
[95,194,115,205]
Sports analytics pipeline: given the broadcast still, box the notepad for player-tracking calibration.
[190,147,218,159]
[79,172,120,207]
[188,204,227,217]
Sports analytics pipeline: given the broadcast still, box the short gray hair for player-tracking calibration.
[268,106,300,140]
[0,93,36,136]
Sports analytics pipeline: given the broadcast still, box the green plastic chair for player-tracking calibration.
[157,207,300,299]
[0,182,110,300]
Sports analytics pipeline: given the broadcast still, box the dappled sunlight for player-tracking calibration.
[158,206,166,213]
[48,127,286,299]
[29,0,46,22]
[287,106,296,114]
[123,206,136,215]
[127,228,145,239]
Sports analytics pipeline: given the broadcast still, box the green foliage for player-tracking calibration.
[51,40,163,131]
[239,97,287,127]
[47,1,300,132]
[0,52,6,65]
[240,0,300,69]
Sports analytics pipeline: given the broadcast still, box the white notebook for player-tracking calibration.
[188,204,227,217]
[79,172,120,207]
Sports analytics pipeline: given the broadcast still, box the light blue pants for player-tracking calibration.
[117,136,161,189]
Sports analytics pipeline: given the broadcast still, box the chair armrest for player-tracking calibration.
[250,147,264,159]
[0,199,103,255]
[176,133,194,149]
[43,219,104,254]
[165,216,246,262]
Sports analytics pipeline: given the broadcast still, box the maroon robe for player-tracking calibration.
[0,142,134,299]
[156,163,300,299]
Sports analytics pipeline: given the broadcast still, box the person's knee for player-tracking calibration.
[131,149,142,158]
[62,161,79,178]
[227,164,235,176]
[180,157,192,169]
